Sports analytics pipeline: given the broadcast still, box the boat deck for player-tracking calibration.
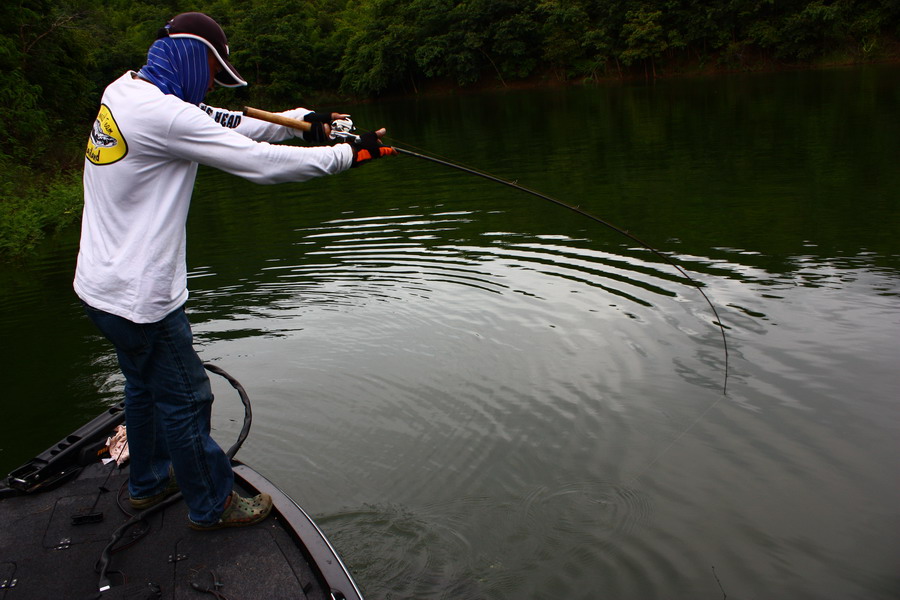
[1,460,355,600]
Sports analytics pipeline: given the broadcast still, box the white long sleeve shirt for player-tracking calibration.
[75,72,354,323]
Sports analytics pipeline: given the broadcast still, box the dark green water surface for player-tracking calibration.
[2,65,898,599]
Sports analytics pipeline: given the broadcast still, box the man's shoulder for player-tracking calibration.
[103,75,199,129]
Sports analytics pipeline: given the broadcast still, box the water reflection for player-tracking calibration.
[189,189,898,598]
[192,207,714,318]
[2,67,898,600]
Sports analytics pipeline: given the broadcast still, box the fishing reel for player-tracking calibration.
[329,117,359,142]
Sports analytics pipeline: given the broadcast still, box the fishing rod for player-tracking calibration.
[242,107,730,392]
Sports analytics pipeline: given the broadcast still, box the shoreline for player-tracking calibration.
[3,56,898,261]
[370,51,900,101]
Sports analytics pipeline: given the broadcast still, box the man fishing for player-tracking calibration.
[74,12,396,530]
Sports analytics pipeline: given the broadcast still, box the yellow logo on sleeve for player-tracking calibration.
[86,104,127,165]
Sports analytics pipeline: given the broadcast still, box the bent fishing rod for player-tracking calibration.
[242,107,730,392]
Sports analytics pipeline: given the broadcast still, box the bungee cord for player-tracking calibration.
[96,364,252,594]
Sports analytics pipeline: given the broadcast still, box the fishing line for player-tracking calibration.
[712,565,728,599]
[240,107,729,391]
[626,392,726,485]
[241,108,734,528]
[374,133,735,487]
[380,137,737,485]
[384,138,730,394]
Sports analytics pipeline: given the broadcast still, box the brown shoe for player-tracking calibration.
[129,472,179,510]
[189,491,273,530]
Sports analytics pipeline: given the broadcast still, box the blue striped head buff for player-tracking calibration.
[137,36,210,105]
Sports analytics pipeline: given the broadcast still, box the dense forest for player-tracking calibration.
[1,0,898,255]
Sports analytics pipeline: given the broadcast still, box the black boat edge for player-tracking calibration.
[0,366,364,600]
[232,463,364,600]
[3,401,127,499]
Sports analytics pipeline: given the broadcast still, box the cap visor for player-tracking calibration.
[215,58,247,87]
[167,32,247,87]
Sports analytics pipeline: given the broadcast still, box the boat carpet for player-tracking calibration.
[0,461,328,600]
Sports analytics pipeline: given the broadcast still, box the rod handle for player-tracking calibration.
[242,106,311,132]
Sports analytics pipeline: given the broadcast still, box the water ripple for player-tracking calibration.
[191,207,900,600]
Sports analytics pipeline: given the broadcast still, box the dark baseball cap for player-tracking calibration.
[161,12,247,88]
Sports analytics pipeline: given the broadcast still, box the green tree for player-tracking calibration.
[619,7,668,76]
[0,0,96,166]
[339,0,543,94]
[338,0,419,95]
[222,0,348,104]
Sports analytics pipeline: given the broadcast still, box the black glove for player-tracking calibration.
[351,132,397,167]
[303,111,333,144]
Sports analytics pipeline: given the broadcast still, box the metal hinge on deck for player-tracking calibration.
[53,537,72,550]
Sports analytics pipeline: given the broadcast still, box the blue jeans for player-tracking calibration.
[83,303,233,524]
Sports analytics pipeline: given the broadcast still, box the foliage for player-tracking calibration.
[221,0,349,103]
[620,8,668,71]
[0,164,83,256]
[0,0,898,256]
[0,0,96,166]
[0,0,96,258]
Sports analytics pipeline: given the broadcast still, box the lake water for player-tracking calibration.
[1,65,898,599]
